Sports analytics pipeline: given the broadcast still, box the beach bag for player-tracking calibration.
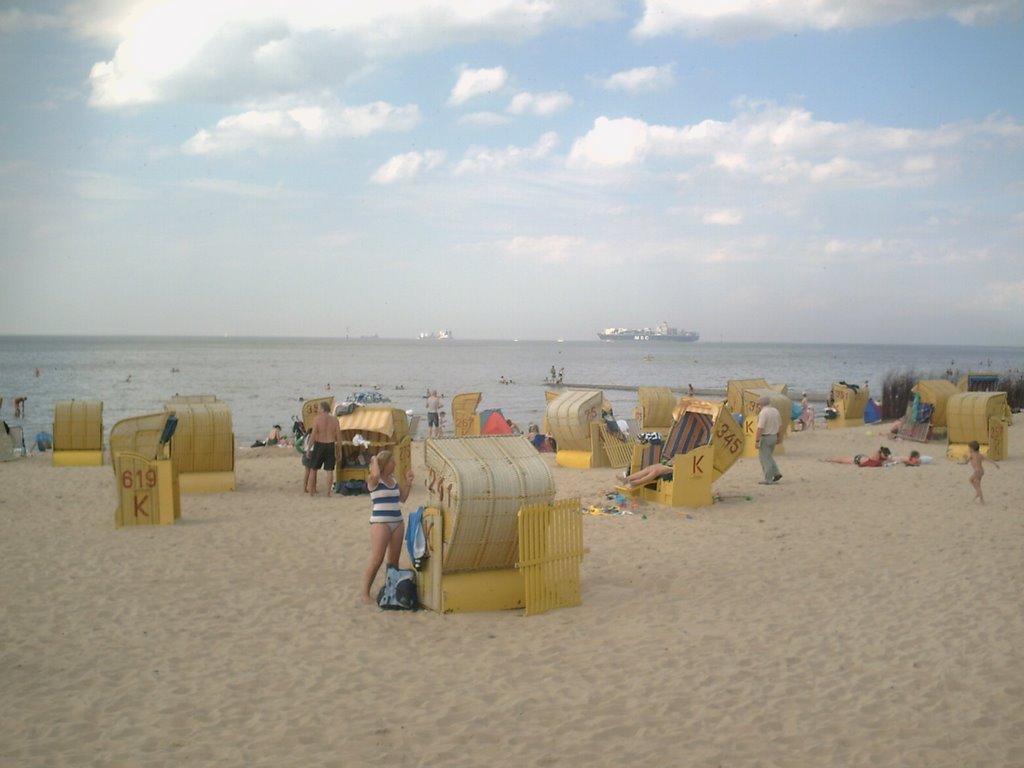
[337,479,367,496]
[376,564,418,611]
[405,506,429,569]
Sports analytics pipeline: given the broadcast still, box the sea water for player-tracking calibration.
[1,336,1021,446]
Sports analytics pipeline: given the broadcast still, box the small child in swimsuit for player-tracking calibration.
[962,440,999,504]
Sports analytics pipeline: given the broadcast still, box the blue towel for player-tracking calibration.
[405,506,428,569]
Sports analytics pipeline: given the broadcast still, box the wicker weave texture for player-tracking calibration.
[452,392,482,436]
[727,379,768,413]
[425,436,554,573]
[947,392,1008,444]
[546,390,603,452]
[165,402,234,473]
[637,387,676,430]
[109,412,174,469]
[53,400,103,451]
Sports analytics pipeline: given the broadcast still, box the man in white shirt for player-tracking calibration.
[755,395,783,485]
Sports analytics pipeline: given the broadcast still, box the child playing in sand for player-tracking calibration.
[962,440,999,504]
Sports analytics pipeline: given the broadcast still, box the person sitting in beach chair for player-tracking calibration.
[619,456,675,487]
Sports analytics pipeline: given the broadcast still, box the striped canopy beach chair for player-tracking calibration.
[621,400,742,509]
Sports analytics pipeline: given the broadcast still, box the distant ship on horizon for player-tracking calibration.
[417,330,452,340]
[598,321,699,343]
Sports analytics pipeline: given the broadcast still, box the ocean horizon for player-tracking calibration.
[3,335,1021,446]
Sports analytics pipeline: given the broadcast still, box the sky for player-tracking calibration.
[1,0,1022,345]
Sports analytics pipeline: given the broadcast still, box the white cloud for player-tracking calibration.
[500,235,584,264]
[182,100,420,155]
[81,1,620,108]
[448,66,509,106]
[506,91,573,116]
[370,150,446,185]
[458,111,511,127]
[702,208,743,226]
[598,64,675,92]
[633,0,1023,39]
[454,132,558,175]
[567,116,653,169]
[567,102,1021,188]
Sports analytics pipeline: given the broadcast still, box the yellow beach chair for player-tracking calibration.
[335,406,412,495]
[110,412,180,527]
[418,436,584,615]
[946,392,1010,461]
[164,401,236,493]
[52,400,104,466]
[621,399,743,508]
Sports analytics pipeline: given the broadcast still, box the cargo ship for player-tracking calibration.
[598,321,699,342]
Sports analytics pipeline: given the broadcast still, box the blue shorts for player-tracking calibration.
[427,412,439,427]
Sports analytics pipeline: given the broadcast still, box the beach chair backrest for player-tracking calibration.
[662,411,713,460]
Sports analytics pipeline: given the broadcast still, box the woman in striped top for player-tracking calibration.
[361,450,415,604]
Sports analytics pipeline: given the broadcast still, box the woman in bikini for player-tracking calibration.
[360,450,415,604]
[822,446,892,466]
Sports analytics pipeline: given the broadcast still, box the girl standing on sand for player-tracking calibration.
[963,440,999,504]
[361,450,414,604]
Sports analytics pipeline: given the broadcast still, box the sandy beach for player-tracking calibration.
[1,421,1021,767]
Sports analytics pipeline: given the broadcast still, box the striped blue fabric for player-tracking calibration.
[369,480,402,523]
[663,412,713,459]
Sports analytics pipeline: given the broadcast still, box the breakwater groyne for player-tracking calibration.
[550,383,832,401]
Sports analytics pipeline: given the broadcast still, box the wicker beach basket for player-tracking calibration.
[164,402,235,474]
[727,378,769,414]
[637,387,676,431]
[947,392,1009,444]
[109,412,176,464]
[53,400,103,452]
[452,392,482,436]
[545,389,603,452]
[424,436,554,573]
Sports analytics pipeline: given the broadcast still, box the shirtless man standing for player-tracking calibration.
[307,401,341,496]
[426,390,442,438]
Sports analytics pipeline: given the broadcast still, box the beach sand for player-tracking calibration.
[2,423,1022,767]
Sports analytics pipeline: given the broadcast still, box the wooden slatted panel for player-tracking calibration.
[114,453,178,527]
[518,498,585,617]
[597,422,634,468]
